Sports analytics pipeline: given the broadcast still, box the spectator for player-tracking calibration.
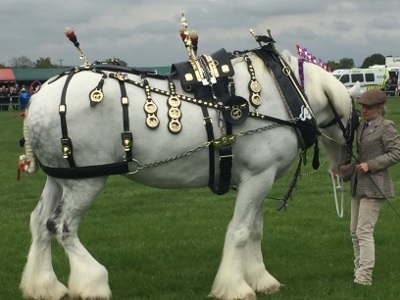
[11,85,21,110]
[0,85,10,111]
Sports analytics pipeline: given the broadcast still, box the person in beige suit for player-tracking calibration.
[339,89,400,286]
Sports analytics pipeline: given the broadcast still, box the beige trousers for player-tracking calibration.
[350,196,384,283]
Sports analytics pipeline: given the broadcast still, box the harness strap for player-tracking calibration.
[200,106,233,195]
[59,70,77,167]
[254,45,317,149]
[201,106,216,189]
[319,95,346,132]
[39,160,129,179]
[214,122,233,195]
[117,78,133,162]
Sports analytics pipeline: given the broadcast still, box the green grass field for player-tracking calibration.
[1,98,400,300]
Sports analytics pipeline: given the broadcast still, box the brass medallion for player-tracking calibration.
[251,94,262,106]
[168,107,181,119]
[168,96,181,107]
[230,106,243,120]
[169,120,182,133]
[250,80,261,93]
[144,101,157,114]
[146,115,159,128]
[90,89,103,102]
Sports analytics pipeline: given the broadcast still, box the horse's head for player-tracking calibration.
[317,82,360,170]
[282,51,361,170]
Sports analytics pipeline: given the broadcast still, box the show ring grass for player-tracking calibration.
[1,97,399,299]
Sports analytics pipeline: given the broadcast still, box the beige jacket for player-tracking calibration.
[342,115,400,198]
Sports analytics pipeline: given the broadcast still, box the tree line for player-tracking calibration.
[0,56,128,69]
[0,53,386,70]
[327,53,385,70]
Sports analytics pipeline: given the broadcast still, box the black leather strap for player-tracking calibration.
[254,45,317,149]
[213,123,233,195]
[59,70,76,167]
[201,106,216,189]
[39,160,129,179]
[117,79,133,162]
[201,104,233,195]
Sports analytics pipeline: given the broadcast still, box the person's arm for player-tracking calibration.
[368,121,400,173]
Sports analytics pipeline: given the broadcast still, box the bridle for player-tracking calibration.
[318,94,360,163]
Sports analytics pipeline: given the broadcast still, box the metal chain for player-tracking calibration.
[137,142,211,170]
[319,132,346,146]
[298,159,326,176]
[135,121,291,171]
[238,122,284,136]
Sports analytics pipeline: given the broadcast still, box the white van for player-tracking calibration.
[332,68,388,92]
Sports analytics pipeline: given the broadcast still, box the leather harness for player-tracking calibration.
[37,45,318,196]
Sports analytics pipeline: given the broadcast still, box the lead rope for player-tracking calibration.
[328,170,344,218]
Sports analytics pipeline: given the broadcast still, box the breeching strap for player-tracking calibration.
[40,70,135,178]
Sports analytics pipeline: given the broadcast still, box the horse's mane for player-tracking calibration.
[281,50,351,117]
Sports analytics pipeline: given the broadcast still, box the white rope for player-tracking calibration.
[328,170,344,218]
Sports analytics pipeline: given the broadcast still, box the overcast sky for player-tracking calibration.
[1,0,399,68]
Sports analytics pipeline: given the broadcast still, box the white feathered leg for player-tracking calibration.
[20,177,69,300]
[243,201,280,294]
[209,176,281,300]
[210,180,267,300]
[54,177,112,300]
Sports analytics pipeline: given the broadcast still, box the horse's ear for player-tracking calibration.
[348,81,361,98]
[281,50,293,63]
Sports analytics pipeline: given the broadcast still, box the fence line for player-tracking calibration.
[0,96,21,110]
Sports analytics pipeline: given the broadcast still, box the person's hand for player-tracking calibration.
[356,162,370,173]
[338,164,351,174]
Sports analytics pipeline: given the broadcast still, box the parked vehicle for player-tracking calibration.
[332,67,388,91]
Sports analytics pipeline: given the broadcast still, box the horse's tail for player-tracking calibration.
[18,110,38,179]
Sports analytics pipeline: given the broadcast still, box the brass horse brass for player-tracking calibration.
[230,106,243,120]
[146,115,159,128]
[169,120,182,133]
[169,107,181,119]
[168,96,181,107]
[251,94,262,106]
[90,89,103,102]
[144,102,157,114]
[250,80,261,93]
